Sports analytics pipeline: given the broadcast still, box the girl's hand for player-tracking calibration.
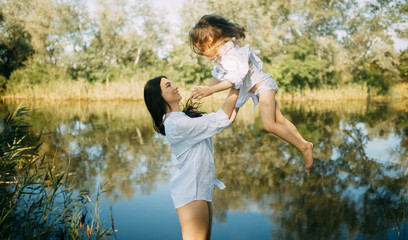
[191,86,214,100]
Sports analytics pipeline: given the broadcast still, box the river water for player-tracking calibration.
[2,99,407,239]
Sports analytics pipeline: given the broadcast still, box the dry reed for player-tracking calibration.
[2,80,407,102]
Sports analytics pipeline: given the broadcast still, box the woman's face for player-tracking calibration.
[160,77,181,105]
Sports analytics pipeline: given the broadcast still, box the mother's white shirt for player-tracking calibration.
[164,108,231,209]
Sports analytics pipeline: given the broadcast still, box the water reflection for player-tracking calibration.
[2,99,407,239]
[2,101,173,202]
[212,100,408,239]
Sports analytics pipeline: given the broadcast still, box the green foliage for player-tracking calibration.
[354,62,391,95]
[0,0,407,96]
[8,56,72,85]
[398,50,408,81]
[167,44,213,86]
[277,40,329,91]
[0,75,6,92]
[0,1,34,79]
[65,0,168,83]
[352,41,400,95]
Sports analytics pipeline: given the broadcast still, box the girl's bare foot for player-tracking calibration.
[301,142,314,170]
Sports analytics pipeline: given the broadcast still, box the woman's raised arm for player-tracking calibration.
[221,88,239,122]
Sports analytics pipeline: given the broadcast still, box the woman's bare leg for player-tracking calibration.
[207,202,212,240]
[176,200,210,240]
[258,90,313,169]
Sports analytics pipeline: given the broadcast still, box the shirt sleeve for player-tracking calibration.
[247,45,263,71]
[170,109,231,149]
[220,46,249,89]
[211,67,224,82]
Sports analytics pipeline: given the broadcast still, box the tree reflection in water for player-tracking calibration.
[2,100,407,239]
[212,100,408,239]
[2,101,173,202]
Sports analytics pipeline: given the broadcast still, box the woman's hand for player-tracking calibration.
[191,86,214,100]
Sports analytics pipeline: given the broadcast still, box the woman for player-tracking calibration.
[144,76,239,240]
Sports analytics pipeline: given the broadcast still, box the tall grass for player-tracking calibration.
[276,82,405,101]
[4,78,147,101]
[279,83,369,101]
[2,78,407,102]
[0,104,114,239]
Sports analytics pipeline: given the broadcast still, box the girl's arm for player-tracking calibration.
[207,78,220,87]
[192,61,253,100]
[191,80,234,100]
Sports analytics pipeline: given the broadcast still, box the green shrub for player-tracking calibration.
[8,56,72,86]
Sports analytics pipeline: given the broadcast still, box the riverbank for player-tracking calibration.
[2,80,407,102]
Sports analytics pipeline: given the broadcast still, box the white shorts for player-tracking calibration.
[254,77,279,97]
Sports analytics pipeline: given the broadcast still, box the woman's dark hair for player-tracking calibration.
[144,76,169,135]
[182,98,206,118]
[144,76,206,136]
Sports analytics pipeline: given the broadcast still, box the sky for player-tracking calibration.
[150,0,184,25]
[87,0,184,25]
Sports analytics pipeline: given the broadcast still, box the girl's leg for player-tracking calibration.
[274,101,307,143]
[176,200,210,240]
[258,90,313,169]
[207,202,213,240]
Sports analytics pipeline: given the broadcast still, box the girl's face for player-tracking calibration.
[160,77,181,105]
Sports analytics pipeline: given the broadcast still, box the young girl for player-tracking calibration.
[189,14,314,170]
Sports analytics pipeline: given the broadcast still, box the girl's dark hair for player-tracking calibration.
[190,14,246,59]
[144,76,205,136]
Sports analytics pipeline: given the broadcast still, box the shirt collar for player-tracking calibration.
[217,40,235,57]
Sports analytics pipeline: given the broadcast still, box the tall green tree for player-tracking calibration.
[343,0,402,94]
[74,0,168,84]
[0,0,34,79]
[3,0,91,85]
